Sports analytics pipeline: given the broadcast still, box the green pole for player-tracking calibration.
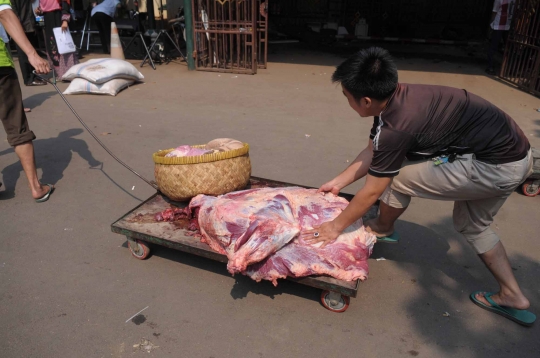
[184,0,195,71]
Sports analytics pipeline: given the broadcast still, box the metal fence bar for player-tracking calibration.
[251,0,258,72]
[500,0,540,97]
[257,0,268,69]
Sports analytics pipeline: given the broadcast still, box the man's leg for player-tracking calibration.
[477,242,529,309]
[14,40,33,85]
[103,15,112,54]
[0,67,50,199]
[15,32,42,85]
[366,159,437,236]
[13,141,50,199]
[93,13,109,54]
[453,197,530,310]
[366,150,533,315]
[366,198,408,237]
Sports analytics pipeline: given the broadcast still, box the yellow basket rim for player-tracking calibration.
[153,143,250,165]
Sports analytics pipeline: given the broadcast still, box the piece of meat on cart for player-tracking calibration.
[189,187,376,286]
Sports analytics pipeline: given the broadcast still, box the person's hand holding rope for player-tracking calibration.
[28,53,50,74]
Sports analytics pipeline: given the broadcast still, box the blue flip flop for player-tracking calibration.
[470,291,536,327]
[35,184,55,203]
[376,231,400,244]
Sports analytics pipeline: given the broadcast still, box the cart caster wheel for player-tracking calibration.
[320,290,350,312]
[128,239,151,260]
[522,181,540,197]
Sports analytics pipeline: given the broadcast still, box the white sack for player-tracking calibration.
[63,78,134,96]
[62,58,144,84]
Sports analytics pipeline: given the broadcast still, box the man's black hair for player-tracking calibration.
[332,47,398,101]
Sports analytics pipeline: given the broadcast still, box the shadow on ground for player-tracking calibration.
[375,218,540,357]
[23,91,56,110]
[0,128,139,200]
[147,242,320,302]
[140,214,539,356]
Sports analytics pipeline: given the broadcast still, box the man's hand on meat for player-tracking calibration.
[317,140,375,198]
[303,175,391,247]
[316,179,343,196]
[302,221,342,248]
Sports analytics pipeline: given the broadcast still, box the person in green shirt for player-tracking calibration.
[0,0,54,202]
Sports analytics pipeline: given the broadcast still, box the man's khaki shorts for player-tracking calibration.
[381,150,533,254]
[0,67,36,146]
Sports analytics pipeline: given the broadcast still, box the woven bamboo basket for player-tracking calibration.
[153,143,251,201]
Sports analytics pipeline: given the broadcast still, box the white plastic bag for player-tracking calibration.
[53,27,76,54]
[63,78,134,96]
[62,58,144,83]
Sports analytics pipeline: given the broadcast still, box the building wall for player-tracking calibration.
[270,0,493,41]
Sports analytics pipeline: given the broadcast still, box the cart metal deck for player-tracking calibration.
[111,177,378,312]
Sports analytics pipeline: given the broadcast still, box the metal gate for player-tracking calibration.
[257,1,268,69]
[500,0,540,97]
[192,0,268,74]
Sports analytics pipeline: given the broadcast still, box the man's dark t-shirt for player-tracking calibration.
[368,83,530,177]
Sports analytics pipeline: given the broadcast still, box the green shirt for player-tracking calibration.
[0,0,14,68]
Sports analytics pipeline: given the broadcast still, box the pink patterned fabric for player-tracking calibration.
[54,52,77,79]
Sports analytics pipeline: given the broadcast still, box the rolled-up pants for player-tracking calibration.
[0,67,36,146]
[380,151,533,254]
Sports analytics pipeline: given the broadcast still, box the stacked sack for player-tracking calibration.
[62,58,144,96]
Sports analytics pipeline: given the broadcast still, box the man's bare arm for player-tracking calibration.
[318,140,374,194]
[303,174,392,247]
[0,9,50,73]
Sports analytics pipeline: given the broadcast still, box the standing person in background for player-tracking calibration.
[11,0,46,87]
[35,0,78,78]
[486,0,515,75]
[91,0,120,54]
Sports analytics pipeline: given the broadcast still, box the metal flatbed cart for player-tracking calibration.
[521,148,540,197]
[111,177,378,312]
